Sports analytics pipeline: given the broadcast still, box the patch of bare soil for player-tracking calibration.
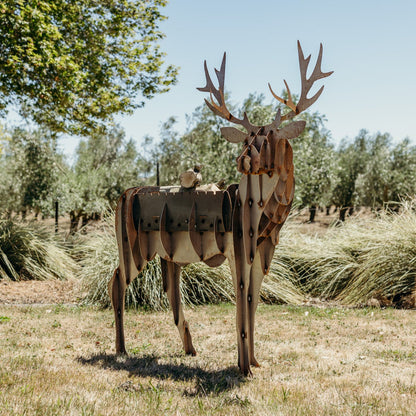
[0,278,81,305]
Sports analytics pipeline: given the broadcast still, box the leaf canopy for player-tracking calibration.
[0,0,178,134]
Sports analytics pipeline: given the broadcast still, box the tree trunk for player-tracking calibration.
[308,205,317,223]
[69,210,80,235]
[339,206,348,222]
[348,206,354,216]
[55,201,59,233]
[326,206,331,216]
[81,213,89,230]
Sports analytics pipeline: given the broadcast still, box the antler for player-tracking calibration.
[269,41,333,121]
[197,53,256,133]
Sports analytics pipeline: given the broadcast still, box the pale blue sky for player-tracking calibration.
[59,0,415,157]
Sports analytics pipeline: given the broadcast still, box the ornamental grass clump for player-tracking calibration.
[78,213,305,309]
[275,225,358,300]
[273,200,416,307]
[79,199,416,309]
[0,218,77,281]
[337,201,416,306]
[76,214,235,309]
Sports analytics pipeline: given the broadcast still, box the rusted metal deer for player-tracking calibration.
[109,41,333,375]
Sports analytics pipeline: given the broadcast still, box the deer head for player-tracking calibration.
[198,41,333,175]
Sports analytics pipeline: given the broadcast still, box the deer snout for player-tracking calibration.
[237,147,251,173]
[237,144,261,174]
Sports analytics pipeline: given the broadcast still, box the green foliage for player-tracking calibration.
[355,132,392,207]
[389,138,416,202]
[0,127,62,216]
[291,111,336,210]
[0,0,178,135]
[355,133,416,208]
[69,125,147,216]
[331,131,367,209]
[0,218,77,281]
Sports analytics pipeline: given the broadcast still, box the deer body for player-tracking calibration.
[109,42,332,375]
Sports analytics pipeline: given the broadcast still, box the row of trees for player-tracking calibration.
[1,93,415,228]
[1,2,414,227]
[152,93,416,222]
[0,124,149,231]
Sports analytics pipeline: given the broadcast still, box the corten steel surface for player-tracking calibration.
[109,41,333,376]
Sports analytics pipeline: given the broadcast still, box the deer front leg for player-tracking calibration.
[229,256,251,376]
[161,258,196,356]
[108,267,127,354]
[247,252,264,367]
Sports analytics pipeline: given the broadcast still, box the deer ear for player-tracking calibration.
[276,120,306,140]
[220,127,247,143]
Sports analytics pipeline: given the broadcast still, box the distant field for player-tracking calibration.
[0,304,415,415]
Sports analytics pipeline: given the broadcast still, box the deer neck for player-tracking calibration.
[236,172,280,265]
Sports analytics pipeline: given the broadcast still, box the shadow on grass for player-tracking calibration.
[77,353,246,395]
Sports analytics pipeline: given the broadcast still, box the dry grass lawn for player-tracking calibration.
[0,303,415,415]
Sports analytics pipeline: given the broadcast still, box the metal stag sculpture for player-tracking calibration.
[109,41,333,376]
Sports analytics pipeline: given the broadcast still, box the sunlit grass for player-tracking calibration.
[0,304,415,416]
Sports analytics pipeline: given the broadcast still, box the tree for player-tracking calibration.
[0,0,178,135]
[355,132,392,209]
[0,127,61,217]
[389,138,416,204]
[67,125,147,232]
[355,134,416,210]
[291,112,336,222]
[331,130,370,221]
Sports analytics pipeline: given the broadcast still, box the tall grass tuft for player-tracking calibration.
[0,218,78,281]
[273,201,416,307]
[75,214,236,309]
[337,202,416,306]
[77,199,416,309]
[77,213,305,309]
[275,226,358,300]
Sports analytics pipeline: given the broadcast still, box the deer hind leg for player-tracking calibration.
[160,258,196,356]
[109,189,142,355]
[108,267,127,354]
